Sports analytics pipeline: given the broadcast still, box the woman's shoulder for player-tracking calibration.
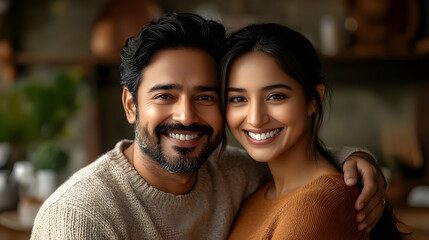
[277,173,368,239]
[302,173,360,201]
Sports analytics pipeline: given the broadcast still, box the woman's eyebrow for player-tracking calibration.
[227,84,292,93]
[262,84,292,91]
[227,87,245,92]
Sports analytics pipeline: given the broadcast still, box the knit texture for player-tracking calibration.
[30,140,365,239]
[228,173,370,240]
[30,140,267,239]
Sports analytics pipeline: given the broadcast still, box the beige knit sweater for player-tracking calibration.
[30,140,362,240]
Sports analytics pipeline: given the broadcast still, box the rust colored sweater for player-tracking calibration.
[228,173,370,240]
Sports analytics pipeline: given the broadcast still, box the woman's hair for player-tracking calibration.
[220,23,332,163]
[221,23,409,240]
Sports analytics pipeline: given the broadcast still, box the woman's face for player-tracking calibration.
[226,51,317,162]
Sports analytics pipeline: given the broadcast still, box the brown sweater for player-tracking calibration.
[228,173,370,240]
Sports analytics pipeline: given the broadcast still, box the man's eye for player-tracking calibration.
[198,95,214,101]
[229,96,246,103]
[154,94,172,100]
[196,95,218,105]
[267,94,286,101]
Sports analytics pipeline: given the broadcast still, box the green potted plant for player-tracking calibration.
[30,141,69,199]
[31,141,69,173]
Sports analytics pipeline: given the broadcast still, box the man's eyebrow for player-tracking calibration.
[196,85,219,92]
[148,84,181,93]
[262,84,292,91]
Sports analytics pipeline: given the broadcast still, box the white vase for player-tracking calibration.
[36,170,58,199]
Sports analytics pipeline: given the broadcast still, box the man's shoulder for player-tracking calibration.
[39,143,130,212]
[31,152,126,240]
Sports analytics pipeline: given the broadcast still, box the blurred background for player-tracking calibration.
[0,0,428,238]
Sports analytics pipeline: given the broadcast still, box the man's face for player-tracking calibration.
[131,48,223,173]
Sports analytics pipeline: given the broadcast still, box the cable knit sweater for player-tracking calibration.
[30,140,364,239]
[228,173,369,240]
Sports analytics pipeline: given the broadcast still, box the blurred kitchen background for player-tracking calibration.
[0,0,428,239]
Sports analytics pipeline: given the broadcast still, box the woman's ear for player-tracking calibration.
[308,84,325,116]
[122,87,136,124]
[316,83,325,101]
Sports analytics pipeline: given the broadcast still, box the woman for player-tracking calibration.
[221,24,407,239]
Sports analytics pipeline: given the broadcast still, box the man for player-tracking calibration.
[31,13,385,239]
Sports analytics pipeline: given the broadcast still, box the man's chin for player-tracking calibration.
[172,146,197,156]
[161,157,205,174]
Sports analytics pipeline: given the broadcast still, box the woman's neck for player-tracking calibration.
[265,144,337,200]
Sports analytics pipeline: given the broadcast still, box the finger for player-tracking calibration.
[356,189,383,222]
[357,197,385,232]
[355,164,379,211]
[342,157,358,186]
[363,191,385,232]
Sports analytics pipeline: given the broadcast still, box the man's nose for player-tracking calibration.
[172,98,199,126]
[247,100,269,127]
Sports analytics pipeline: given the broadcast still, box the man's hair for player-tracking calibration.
[120,13,226,103]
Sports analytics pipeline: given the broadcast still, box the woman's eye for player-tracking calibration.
[267,94,286,101]
[229,96,246,103]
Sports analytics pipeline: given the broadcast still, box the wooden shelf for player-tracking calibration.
[13,52,120,66]
[321,53,429,84]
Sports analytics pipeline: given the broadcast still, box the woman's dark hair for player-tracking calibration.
[370,203,410,239]
[220,23,332,163]
[220,23,409,240]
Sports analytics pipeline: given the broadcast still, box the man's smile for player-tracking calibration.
[164,130,207,148]
[167,132,200,141]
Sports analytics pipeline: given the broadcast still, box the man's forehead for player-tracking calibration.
[139,48,219,94]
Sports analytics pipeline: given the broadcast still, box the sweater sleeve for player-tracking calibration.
[327,146,377,168]
[30,202,117,240]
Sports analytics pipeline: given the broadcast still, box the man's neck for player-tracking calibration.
[123,141,198,195]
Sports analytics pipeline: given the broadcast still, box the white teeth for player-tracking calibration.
[168,133,199,141]
[248,129,280,141]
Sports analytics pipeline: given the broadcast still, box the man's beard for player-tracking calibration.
[134,117,221,173]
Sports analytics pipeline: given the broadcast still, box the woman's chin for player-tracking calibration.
[246,151,275,163]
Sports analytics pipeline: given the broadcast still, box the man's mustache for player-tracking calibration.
[155,123,214,136]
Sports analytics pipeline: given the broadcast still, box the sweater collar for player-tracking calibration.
[108,140,214,208]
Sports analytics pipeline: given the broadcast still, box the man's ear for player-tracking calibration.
[122,87,136,124]
[308,84,325,116]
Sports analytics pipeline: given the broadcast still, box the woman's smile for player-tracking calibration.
[243,128,283,145]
